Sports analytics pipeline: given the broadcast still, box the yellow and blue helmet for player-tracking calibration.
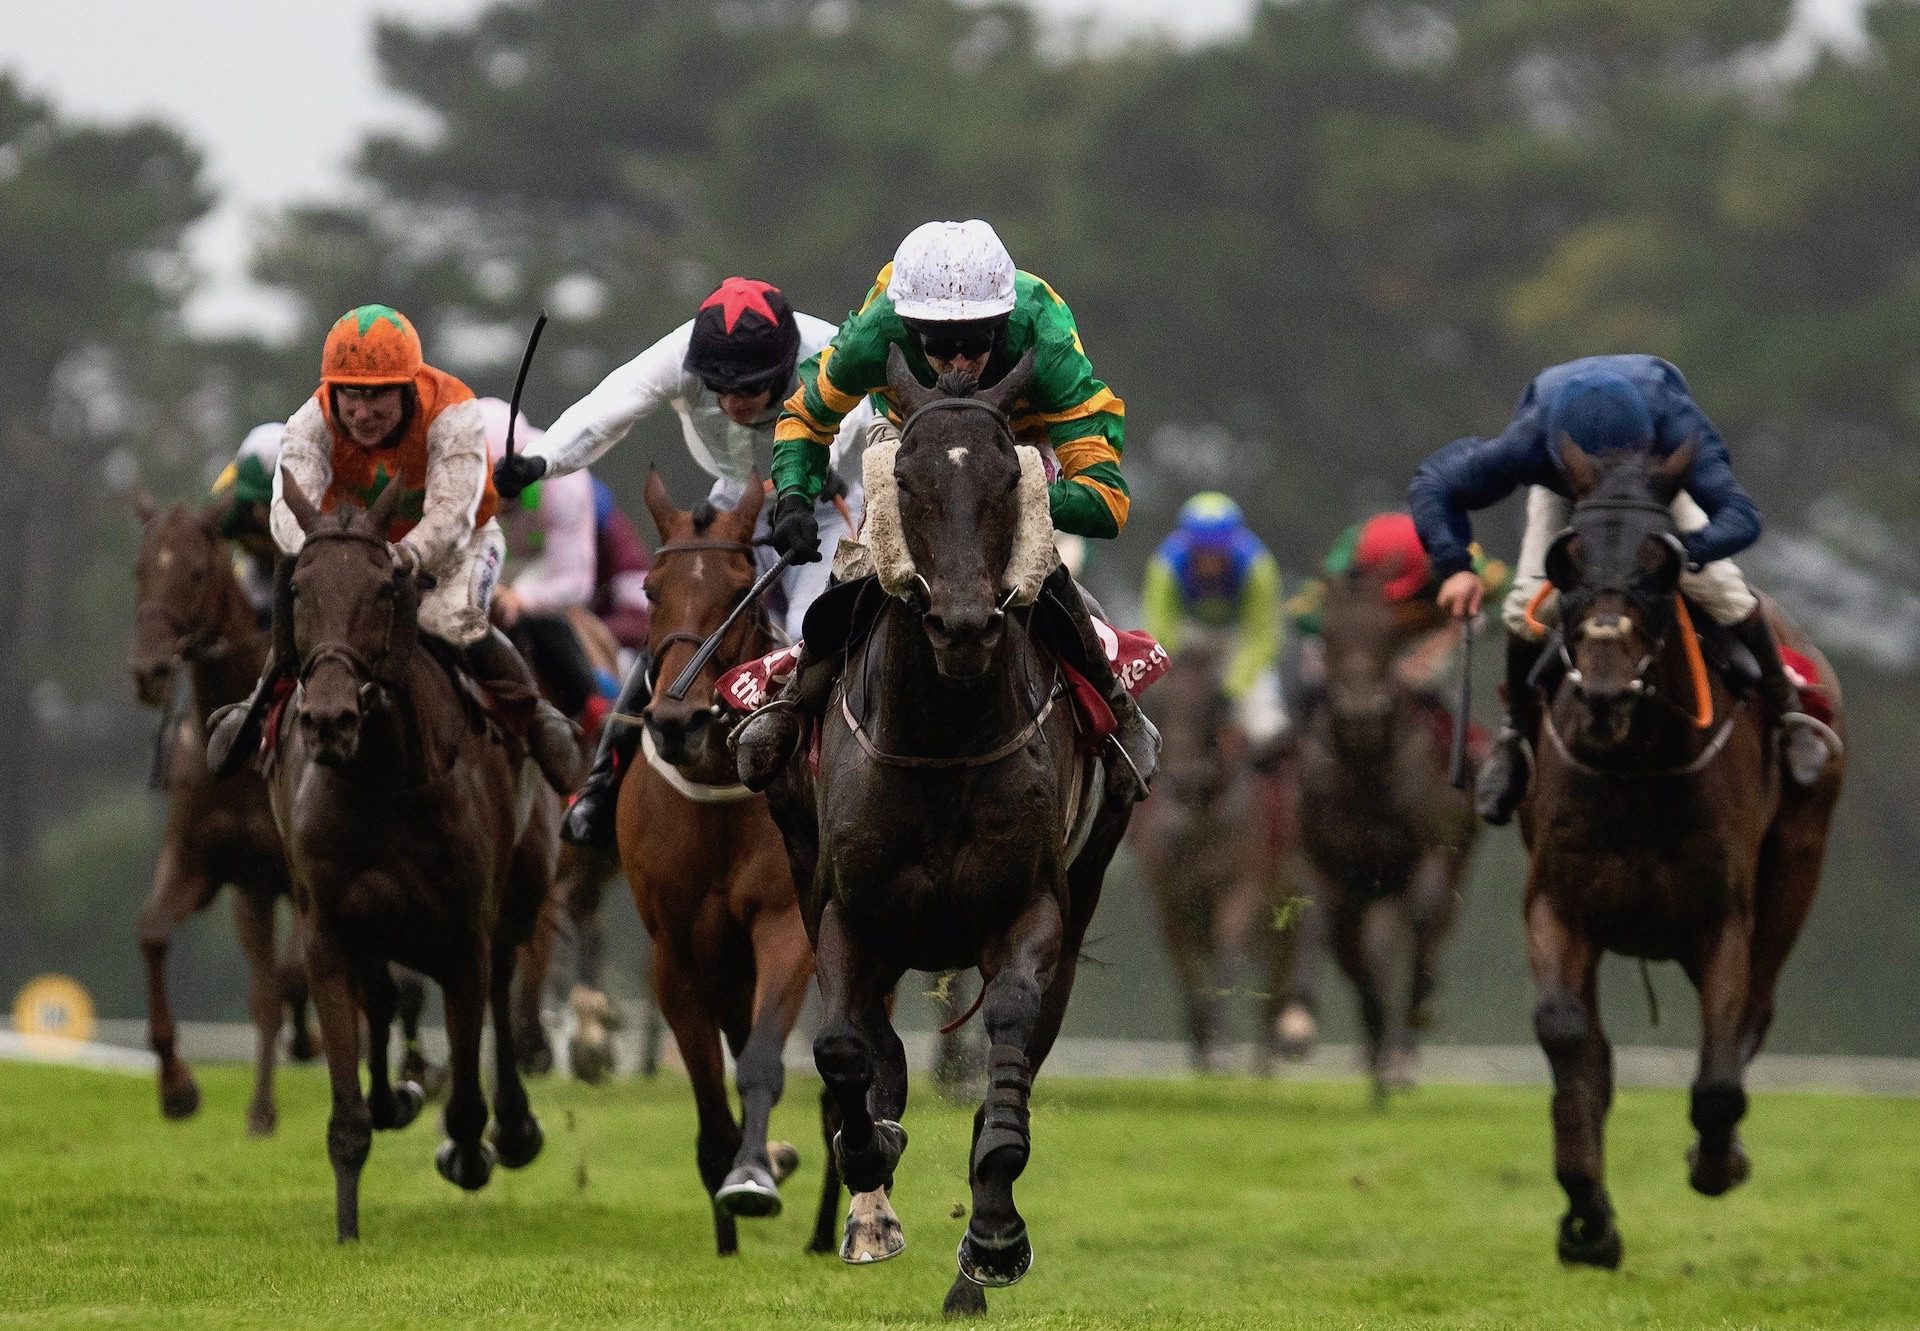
[1176,492,1246,547]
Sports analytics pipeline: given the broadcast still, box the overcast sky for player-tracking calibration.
[2,0,1867,339]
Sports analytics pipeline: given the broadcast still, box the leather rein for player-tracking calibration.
[642,538,772,698]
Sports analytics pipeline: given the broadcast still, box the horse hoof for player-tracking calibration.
[160,1076,201,1121]
[1275,1004,1317,1060]
[958,1224,1033,1288]
[1687,1138,1752,1197]
[717,1164,783,1219]
[435,1138,497,1191]
[943,1273,989,1318]
[246,1101,277,1138]
[768,1141,801,1184]
[401,1053,450,1102]
[569,1036,614,1086]
[1556,1210,1623,1270]
[372,1081,425,1131]
[492,1114,544,1170]
[840,1189,906,1264]
[1379,1047,1418,1093]
[517,1035,555,1078]
[288,1030,319,1064]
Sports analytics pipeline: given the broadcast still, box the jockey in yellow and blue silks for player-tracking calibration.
[1142,493,1286,748]
[1409,355,1838,825]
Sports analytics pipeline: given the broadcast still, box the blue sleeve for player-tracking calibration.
[1651,376,1761,565]
[1408,420,1559,579]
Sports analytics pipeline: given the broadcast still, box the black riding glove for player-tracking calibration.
[492,453,547,501]
[769,492,822,564]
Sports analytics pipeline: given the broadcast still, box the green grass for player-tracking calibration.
[1,1061,1915,1329]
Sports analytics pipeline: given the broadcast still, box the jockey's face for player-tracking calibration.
[927,349,992,381]
[336,385,406,447]
[911,318,1000,385]
[716,386,774,425]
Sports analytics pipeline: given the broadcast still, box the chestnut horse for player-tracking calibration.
[129,496,308,1134]
[1519,441,1844,1268]
[1288,563,1477,1101]
[616,472,840,1256]
[762,350,1133,1317]
[268,479,559,1241]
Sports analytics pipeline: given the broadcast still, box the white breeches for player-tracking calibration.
[1503,487,1756,640]
[1236,668,1290,745]
[419,518,506,646]
[706,477,865,644]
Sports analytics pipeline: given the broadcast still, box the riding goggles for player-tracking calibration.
[906,317,1003,361]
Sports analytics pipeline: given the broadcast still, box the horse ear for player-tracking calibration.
[280,473,322,535]
[642,467,679,541]
[134,487,157,525]
[731,470,766,529]
[1650,436,1696,502]
[977,349,1036,420]
[1557,431,1600,500]
[366,475,405,535]
[885,343,937,417]
[1544,529,1585,591]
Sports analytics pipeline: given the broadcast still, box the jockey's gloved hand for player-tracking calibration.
[493,452,547,501]
[770,492,821,564]
[821,469,851,503]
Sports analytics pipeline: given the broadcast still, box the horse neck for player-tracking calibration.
[862,600,1040,758]
[188,561,268,710]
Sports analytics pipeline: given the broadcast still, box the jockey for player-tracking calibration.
[490,277,869,849]
[208,422,285,623]
[734,218,1159,798]
[478,398,604,720]
[590,475,651,654]
[205,304,580,790]
[1409,354,1838,825]
[1142,493,1287,757]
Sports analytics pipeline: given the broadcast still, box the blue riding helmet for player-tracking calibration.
[1546,370,1655,458]
[1176,492,1246,548]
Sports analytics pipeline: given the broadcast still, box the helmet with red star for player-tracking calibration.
[682,277,800,396]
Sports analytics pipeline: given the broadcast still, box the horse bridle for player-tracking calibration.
[138,532,241,667]
[895,394,1025,613]
[292,527,410,691]
[644,538,771,699]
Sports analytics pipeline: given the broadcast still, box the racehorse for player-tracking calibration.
[1287,561,1478,1101]
[1129,636,1290,1071]
[268,478,559,1241]
[615,471,840,1256]
[762,349,1133,1316]
[129,495,308,1134]
[1519,439,1844,1268]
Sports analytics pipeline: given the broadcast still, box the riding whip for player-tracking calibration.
[664,550,797,702]
[503,309,549,461]
[1449,612,1475,791]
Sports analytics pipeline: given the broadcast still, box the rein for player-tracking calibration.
[644,538,770,695]
[840,681,1060,770]
[900,394,1016,447]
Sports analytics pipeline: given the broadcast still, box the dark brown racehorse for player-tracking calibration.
[614,471,842,1257]
[129,496,309,1134]
[1288,562,1478,1101]
[1129,637,1289,1071]
[268,479,558,1241]
[1520,440,1844,1268]
[762,350,1132,1317]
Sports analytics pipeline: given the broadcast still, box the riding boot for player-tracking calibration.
[1040,565,1160,801]
[466,627,585,794]
[1728,608,1841,786]
[734,641,837,793]
[1475,634,1545,826]
[206,557,296,779]
[561,650,649,850]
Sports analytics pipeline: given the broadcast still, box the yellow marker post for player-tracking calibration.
[11,974,96,1043]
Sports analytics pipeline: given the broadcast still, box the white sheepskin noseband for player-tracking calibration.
[853,433,1058,606]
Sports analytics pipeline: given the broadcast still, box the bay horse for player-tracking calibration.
[762,349,1133,1317]
[1519,439,1844,1268]
[1129,636,1288,1071]
[616,471,840,1256]
[268,478,560,1241]
[1288,560,1478,1101]
[129,495,309,1134]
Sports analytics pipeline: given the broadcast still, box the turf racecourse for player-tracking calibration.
[3,1062,1914,1329]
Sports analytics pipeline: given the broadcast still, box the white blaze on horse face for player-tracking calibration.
[947,447,969,465]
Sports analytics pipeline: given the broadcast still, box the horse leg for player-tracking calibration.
[136,844,212,1120]
[567,861,619,1084]
[813,902,906,1264]
[1273,854,1330,1060]
[1686,910,1755,1198]
[650,944,743,1255]
[231,888,285,1136]
[958,892,1064,1291]
[1527,892,1618,1269]
[1741,815,1828,1065]
[489,930,545,1169]
[717,905,812,1219]
[305,926,370,1242]
[511,926,555,1079]
[392,965,447,1099]
[360,963,424,1131]
[1406,849,1462,1035]
[809,1085,847,1255]
[1151,864,1219,1072]
[1328,898,1392,1105]
[433,954,496,1193]
[282,906,318,1063]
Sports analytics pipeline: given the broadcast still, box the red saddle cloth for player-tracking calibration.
[716,622,1169,744]
[1780,645,1835,726]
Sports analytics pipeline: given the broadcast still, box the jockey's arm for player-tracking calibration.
[1224,553,1282,701]
[1140,554,1185,657]
[510,468,597,612]
[400,398,487,571]
[529,324,694,480]
[1029,294,1127,539]
[1657,393,1761,567]
[774,332,877,505]
[269,399,332,557]
[1408,422,1557,580]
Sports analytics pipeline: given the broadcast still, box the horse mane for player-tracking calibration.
[691,501,718,534]
[935,369,978,398]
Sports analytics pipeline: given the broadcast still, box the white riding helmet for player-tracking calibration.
[886,219,1017,322]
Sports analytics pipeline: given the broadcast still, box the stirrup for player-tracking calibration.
[1778,711,1840,786]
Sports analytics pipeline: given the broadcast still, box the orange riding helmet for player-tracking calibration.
[320,304,424,387]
